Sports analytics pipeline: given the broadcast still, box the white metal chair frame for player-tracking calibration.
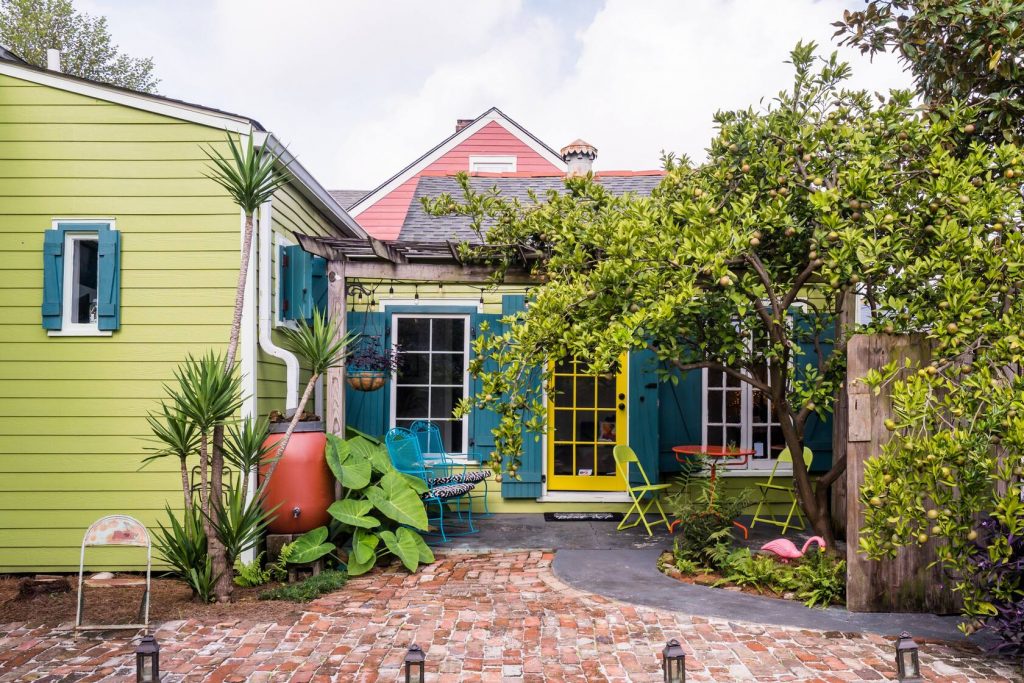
[75,514,152,631]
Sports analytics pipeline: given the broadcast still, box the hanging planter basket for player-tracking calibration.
[347,369,387,392]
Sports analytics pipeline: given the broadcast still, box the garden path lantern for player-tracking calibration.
[895,631,922,682]
[404,643,425,683]
[662,638,686,682]
[135,634,160,682]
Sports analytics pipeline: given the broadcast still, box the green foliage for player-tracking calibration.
[233,552,272,588]
[716,548,798,593]
[223,417,272,476]
[164,352,244,434]
[204,134,291,216]
[284,526,335,564]
[152,504,213,602]
[859,361,1024,632]
[259,570,348,603]
[429,42,1021,539]
[280,309,357,378]
[666,476,752,566]
[324,434,434,576]
[834,0,1024,144]
[207,478,275,566]
[143,402,200,468]
[673,557,700,576]
[270,543,294,582]
[0,0,158,91]
[794,547,847,608]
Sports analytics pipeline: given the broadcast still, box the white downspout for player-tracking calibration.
[258,198,300,412]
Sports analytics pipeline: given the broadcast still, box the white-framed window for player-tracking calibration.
[702,368,784,472]
[389,314,470,453]
[62,232,99,332]
[469,155,517,173]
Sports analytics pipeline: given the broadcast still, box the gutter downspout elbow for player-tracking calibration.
[257,199,299,412]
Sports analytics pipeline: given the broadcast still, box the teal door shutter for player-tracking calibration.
[658,368,702,473]
[41,230,64,330]
[499,294,543,499]
[628,350,660,484]
[345,311,389,438]
[96,228,121,331]
[469,311,504,461]
[792,307,834,473]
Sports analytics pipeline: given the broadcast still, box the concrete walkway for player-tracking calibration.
[450,513,982,645]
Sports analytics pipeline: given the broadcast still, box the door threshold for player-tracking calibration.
[538,491,630,503]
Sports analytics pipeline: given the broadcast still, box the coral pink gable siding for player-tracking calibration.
[355,121,562,240]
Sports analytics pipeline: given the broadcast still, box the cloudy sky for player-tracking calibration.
[78,0,912,191]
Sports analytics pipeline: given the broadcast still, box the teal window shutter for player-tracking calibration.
[345,310,389,438]
[469,311,504,461]
[657,368,703,472]
[628,350,660,484]
[310,256,327,321]
[41,230,64,330]
[499,294,543,499]
[96,228,121,331]
[791,307,834,473]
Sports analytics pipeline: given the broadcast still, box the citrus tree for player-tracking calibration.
[430,42,1022,546]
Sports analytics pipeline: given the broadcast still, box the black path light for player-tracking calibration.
[895,631,922,682]
[135,634,160,682]
[662,638,686,682]
[404,643,426,683]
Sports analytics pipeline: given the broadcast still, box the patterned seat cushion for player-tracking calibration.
[424,482,475,500]
[427,470,492,487]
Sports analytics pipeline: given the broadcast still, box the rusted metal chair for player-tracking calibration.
[75,514,151,631]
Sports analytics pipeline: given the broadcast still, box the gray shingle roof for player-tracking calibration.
[329,189,368,209]
[398,174,664,243]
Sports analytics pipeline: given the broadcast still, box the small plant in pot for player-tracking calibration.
[346,336,402,392]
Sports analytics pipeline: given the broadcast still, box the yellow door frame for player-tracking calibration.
[546,358,628,492]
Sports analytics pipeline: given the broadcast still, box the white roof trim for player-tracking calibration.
[349,109,566,217]
[0,60,253,133]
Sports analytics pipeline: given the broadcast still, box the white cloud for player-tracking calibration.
[81,0,912,189]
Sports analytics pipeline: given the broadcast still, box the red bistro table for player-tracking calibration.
[670,445,755,539]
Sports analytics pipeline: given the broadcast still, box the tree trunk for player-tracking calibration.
[777,404,836,547]
[210,210,256,603]
[180,457,192,510]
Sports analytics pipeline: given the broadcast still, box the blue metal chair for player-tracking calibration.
[410,420,493,518]
[385,427,478,542]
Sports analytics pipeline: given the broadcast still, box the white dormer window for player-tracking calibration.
[469,155,517,173]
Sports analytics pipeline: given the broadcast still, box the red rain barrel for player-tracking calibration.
[259,421,332,534]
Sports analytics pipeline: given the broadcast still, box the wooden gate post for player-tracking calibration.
[845,334,959,613]
[325,261,346,437]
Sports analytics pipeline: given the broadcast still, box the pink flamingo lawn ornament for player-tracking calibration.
[760,536,827,562]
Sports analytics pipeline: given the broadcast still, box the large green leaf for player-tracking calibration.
[379,529,420,572]
[327,499,379,529]
[363,472,429,530]
[350,435,393,474]
[345,537,378,576]
[351,527,380,565]
[286,526,335,564]
[397,471,428,494]
[326,435,372,490]
[403,527,435,565]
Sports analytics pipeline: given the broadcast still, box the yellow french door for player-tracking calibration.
[547,358,628,491]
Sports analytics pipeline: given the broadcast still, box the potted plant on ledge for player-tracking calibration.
[346,336,401,392]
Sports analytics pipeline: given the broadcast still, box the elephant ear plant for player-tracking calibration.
[280,434,435,577]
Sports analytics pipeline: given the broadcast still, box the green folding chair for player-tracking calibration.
[613,445,671,536]
[750,447,814,534]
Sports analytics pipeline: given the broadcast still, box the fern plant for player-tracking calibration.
[795,548,846,607]
[233,552,272,588]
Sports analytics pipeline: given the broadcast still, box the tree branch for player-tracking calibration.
[669,359,772,394]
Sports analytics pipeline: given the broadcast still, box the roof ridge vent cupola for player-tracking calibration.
[561,139,597,177]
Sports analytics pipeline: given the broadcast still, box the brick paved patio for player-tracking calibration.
[0,551,1019,682]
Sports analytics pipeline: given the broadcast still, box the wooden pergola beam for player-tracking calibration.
[342,261,534,284]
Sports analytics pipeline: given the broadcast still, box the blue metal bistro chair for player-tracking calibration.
[385,427,478,542]
[410,420,493,518]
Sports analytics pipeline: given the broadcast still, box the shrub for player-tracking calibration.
[152,504,214,602]
[717,548,796,594]
[794,548,846,608]
[965,514,1024,655]
[259,570,348,602]
[233,552,272,588]
[666,476,751,566]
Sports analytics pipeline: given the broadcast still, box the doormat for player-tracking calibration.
[544,512,624,522]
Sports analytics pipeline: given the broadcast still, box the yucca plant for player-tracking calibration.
[143,402,200,509]
[224,417,273,497]
[261,309,356,486]
[207,477,276,567]
[152,504,213,602]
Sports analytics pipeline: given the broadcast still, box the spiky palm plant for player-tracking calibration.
[261,309,356,485]
[143,402,201,509]
[203,132,288,602]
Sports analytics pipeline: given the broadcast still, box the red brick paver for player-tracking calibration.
[0,551,1019,682]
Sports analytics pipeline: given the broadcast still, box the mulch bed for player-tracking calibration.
[0,574,305,626]
[657,551,807,602]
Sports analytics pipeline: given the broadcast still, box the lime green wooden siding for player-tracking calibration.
[0,73,241,571]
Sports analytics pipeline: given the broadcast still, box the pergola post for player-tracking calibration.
[326,260,347,437]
